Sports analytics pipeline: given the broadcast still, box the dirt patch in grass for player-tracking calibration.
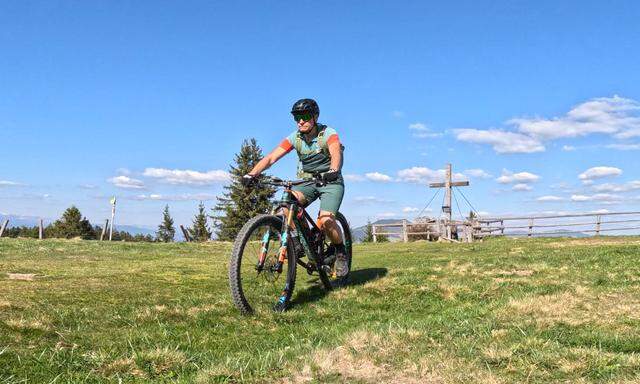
[7,273,37,281]
[502,286,640,327]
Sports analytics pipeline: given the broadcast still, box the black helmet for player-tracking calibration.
[291,98,319,116]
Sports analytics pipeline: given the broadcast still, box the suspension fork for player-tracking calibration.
[272,204,296,272]
[255,230,271,271]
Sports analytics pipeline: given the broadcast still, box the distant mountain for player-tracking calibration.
[351,219,407,243]
[0,214,53,227]
[0,214,156,238]
[504,230,590,238]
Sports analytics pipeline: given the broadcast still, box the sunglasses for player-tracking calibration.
[293,113,313,122]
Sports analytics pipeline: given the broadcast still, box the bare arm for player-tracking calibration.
[328,141,342,171]
[248,146,289,176]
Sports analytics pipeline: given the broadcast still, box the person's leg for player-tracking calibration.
[316,182,345,241]
[317,183,348,276]
[317,211,343,244]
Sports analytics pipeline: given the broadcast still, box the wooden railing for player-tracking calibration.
[477,211,640,237]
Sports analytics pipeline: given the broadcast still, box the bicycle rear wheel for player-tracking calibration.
[318,212,352,290]
[229,214,296,314]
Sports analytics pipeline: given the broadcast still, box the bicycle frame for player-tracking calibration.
[255,181,324,275]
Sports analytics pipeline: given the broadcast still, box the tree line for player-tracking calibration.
[4,139,274,242]
[5,138,371,243]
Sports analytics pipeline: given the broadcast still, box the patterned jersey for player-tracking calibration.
[279,125,341,174]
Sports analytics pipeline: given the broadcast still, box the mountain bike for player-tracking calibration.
[229,174,352,314]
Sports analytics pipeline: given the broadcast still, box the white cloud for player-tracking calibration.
[512,183,533,192]
[392,110,404,118]
[606,143,640,150]
[0,180,24,187]
[78,184,98,190]
[578,166,622,181]
[344,174,365,182]
[536,195,564,202]
[496,170,540,184]
[353,196,394,204]
[143,168,230,185]
[396,167,466,184]
[464,169,492,179]
[571,193,623,203]
[592,181,640,193]
[108,176,145,189]
[409,122,442,138]
[509,95,640,140]
[375,212,398,219]
[365,172,393,182]
[131,193,218,201]
[591,209,611,214]
[562,145,576,151]
[402,207,420,213]
[454,129,545,154]
[454,96,640,154]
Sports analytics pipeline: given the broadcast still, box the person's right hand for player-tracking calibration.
[241,174,257,187]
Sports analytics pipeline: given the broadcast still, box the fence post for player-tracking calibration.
[402,220,408,243]
[100,219,109,241]
[596,215,601,236]
[180,225,191,242]
[38,219,44,240]
[500,220,504,235]
[0,219,8,237]
[372,224,377,243]
[528,218,534,237]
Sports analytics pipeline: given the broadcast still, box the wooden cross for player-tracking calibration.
[429,163,469,223]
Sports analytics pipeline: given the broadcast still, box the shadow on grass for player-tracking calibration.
[292,268,388,308]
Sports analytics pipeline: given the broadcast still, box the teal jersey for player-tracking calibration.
[279,124,342,176]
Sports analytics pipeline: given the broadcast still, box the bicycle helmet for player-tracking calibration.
[291,98,319,116]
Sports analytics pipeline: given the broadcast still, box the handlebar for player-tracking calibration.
[262,174,324,188]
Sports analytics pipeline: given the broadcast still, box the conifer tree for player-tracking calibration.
[212,138,276,241]
[362,219,374,242]
[189,201,212,242]
[157,205,176,242]
[49,206,95,239]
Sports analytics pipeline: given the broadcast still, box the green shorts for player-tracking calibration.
[292,180,344,215]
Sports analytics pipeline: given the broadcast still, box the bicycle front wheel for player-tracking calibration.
[229,214,296,315]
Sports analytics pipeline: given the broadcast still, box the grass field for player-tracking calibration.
[1,237,640,383]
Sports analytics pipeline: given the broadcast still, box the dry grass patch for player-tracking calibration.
[363,276,396,293]
[435,283,469,300]
[503,286,640,327]
[5,318,51,332]
[99,357,146,378]
[547,238,640,248]
[285,328,501,384]
[136,347,188,376]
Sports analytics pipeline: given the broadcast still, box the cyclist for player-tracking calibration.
[242,98,348,277]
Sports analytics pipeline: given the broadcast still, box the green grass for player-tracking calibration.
[1,236,640,383]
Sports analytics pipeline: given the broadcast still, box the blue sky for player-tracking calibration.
[2,1,640,230]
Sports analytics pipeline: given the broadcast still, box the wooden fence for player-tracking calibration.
[371,219,474,243]
[371,211,640,243]
[477,211,640,237]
